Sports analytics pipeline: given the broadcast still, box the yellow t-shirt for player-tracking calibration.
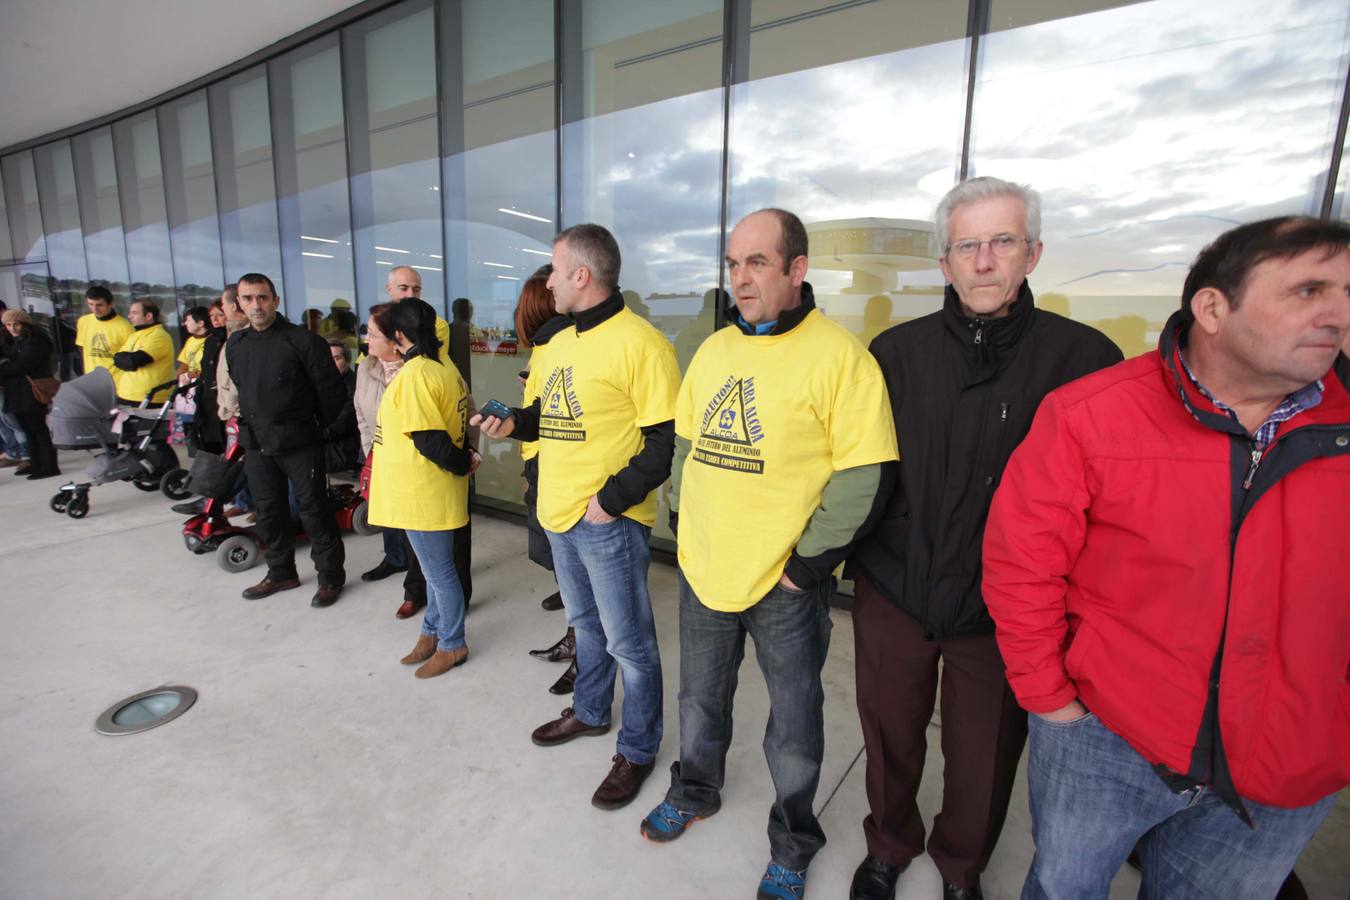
[368,354,470,532]
[527,306,679,532]
[435,315,451,352]
[116,324,176,404]
[76,313,133,385]
[520,343,549,463]
[676,309,899,612]
[177,335,207,375]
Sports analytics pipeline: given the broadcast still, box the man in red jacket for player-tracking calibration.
[984,216,1350,899]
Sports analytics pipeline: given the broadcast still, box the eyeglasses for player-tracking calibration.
[945,234,1030,259]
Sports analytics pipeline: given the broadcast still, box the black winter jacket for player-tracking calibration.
[850,283,1123,640]
[0,327,56,415]
[225,316,347,455]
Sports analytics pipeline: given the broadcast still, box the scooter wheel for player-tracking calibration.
[217,534,261,573]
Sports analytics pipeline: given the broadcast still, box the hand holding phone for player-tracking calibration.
[480,398,514,420]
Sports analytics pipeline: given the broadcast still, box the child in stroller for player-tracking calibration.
[47,368,192,518]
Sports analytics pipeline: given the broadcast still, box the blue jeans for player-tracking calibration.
[666,570,834,871]
[405,529,466,651]
[546,516,662,766]
[382,526,407,567]
[0,404,28,460]
[1023,712,1336,900]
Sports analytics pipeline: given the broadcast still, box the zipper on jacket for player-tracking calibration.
[973,323,985,345]
[1242,445,1262,491]
[1000,402,1009,423]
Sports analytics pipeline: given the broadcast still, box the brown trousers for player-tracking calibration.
[852,572,1028,888]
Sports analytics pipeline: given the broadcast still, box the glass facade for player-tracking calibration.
[1,0,1347,525]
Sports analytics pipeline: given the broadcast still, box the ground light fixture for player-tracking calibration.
[95,686,198,736]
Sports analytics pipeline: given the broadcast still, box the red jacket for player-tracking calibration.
[984,316,1350,810]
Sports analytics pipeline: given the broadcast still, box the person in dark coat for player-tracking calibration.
[846,177,1123,900]
[0,309,61,479]
[226,273,348,608]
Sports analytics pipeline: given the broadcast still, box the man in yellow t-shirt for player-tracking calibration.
[475,223,679,812]
[383,263,477,607]
[75,286,133,387]
[636,210,899,898]
[113,299,176,405]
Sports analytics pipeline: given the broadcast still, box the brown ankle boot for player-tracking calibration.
[401,634,437,665]
[415,646,469,679]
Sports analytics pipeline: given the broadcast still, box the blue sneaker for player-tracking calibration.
[757,862,807,899]
[639,797,721,842]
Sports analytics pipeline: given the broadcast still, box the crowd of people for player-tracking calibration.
[3,176,1348,900]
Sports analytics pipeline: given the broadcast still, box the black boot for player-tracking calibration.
[528,626,575,662]
[849,855,906,900]
[548,658,577,695]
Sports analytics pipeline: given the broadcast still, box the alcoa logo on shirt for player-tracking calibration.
[540,366,586,442]
[694,375,765,475]
[90,333,115,360]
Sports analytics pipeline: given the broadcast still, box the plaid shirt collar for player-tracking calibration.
[1178,351,1323,448]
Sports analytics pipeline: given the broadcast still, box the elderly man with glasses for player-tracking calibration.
[845,177,1123,900]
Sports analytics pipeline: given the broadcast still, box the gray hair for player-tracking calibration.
[935,177,1042,251]
[555,223,621,292]
[386,265,420,285]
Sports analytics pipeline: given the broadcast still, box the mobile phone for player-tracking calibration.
[481,398,514,420]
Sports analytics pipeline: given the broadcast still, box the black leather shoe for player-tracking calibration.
[360,559,407,582]
[943,882,984,900]
[529,627,575,662]
[548,658,577,695]
[171,497,206,515]
[850,855,907,900]
[311,583,343,608]
[540,590,564,611]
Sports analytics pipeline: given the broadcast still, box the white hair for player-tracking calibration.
[935,176,1042,251]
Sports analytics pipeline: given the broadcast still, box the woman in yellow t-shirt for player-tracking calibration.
[366,299,478,679]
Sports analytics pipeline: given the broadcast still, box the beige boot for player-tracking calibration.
[415,646,469,679]
[401,634,438,665]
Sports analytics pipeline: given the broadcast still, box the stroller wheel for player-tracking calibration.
[131,474,160,492]
[351,499,380,536]
[160,468,192,501]
[217,534,261,573]
[66,495,91,519]
[50,493,69,514]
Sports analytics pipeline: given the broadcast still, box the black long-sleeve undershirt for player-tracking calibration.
[410,430,474,476]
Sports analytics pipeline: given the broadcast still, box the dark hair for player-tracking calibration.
[1181,217,1350,329]
[452,297,473,321]
[222,283,238,304]
[531,263,553,279]
[132,298,161,322]
[369,303,395,343]
[326,338,349,364]
[761,208,808,273]
[237,273,278,297]
[388,298,441,362]
[515,276,557,347]
[184,306,211,326]
[555,223,621,292]
[86,285,114,304]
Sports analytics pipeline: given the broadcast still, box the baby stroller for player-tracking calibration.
[47,368,192,519]
[181,434,378,573]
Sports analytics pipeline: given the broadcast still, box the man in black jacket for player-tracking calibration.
[226,273,348,607]
[846,178,1123,900]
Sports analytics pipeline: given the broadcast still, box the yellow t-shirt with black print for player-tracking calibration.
[369,354,470,532]
[520,342,550,464]
[526,307,679,532]
[177,335,207,376]
[76,313,133,385]
[675,308,898,612]
[116,324,176,404]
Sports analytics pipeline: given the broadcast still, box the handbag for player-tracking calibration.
[359,449,374,500]
[28,376,61,405]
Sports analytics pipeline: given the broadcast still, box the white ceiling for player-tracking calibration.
[0,0,362,151]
